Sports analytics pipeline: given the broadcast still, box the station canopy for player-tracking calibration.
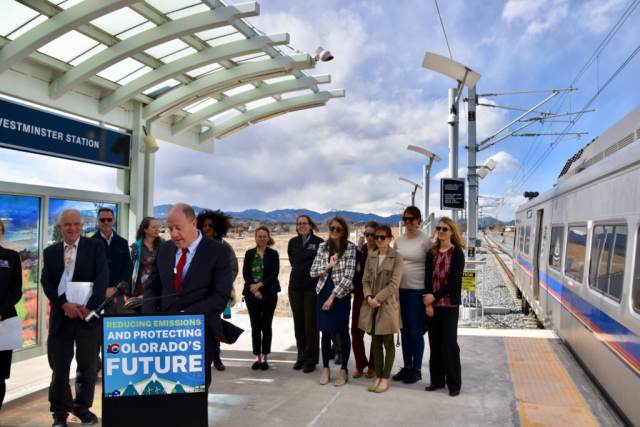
[0,0,344,152]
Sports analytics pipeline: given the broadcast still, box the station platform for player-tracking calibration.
[0,313,624,427]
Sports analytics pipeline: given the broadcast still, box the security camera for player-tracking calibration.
[448,105,459,126]
[315,46,334,62]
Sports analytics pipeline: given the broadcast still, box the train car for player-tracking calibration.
[513,104,640,427]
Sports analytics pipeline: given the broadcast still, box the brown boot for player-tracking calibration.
[335,369,348,387]
[320,368,330,385]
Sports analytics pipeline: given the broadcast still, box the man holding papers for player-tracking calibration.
[41,209,108,427]
[0,218,23,412]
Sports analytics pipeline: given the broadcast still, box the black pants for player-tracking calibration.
[0,349,12,412]
[426,306,461,392]
[47,318,99,417]
[205,337,216,389]
[245,293,278,355]
[289,290,319,364]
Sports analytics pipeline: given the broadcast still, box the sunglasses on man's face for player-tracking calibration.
[375,235,389,241]
[402,217,415,223]
[99,218,114,223]
[365,233,376,238]
[436,226,450,232]
[330,226,343,233]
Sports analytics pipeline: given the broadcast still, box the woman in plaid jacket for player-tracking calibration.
[310,216,357,387]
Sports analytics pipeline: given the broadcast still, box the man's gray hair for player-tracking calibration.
[57,209,83,225]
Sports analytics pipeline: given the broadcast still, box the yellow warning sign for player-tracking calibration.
[462,271,476,291]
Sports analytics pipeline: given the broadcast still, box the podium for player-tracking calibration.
[102,312,208,426]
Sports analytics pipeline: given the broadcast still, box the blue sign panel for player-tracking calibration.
[0,97,130,169]
[103,314,206,397]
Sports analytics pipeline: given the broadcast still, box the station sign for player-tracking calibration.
[440,177,465,211]
[0,97,131,169]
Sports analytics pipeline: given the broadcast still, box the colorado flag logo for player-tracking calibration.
[107,343,121,354]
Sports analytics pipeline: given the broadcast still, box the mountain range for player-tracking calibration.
[154,205,510,226]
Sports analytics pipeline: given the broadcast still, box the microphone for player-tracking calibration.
[85,281,127,325]
[123,287,182,311]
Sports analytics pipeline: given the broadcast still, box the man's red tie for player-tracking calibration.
[173,248,188,312]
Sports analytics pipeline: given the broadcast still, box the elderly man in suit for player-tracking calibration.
[41,209,109,427]
[142,203,241,389]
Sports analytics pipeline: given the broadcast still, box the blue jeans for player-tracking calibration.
[399,289,425,370]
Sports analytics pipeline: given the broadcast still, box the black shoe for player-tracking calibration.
[251,361,260,370]
[213,351,225,371]
[329,348,336,359]
[449,390,460,397]
[72,411,98,426]
[425,384,445,391]
[391,367,411,382]
[260,362,269,371]
[334,352,342,365]
[293,361,304,370]
[303,364,316,373]
[402,369,422,384]
[52,416,68,427]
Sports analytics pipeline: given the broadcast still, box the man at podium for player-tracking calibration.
[142,203,241,389]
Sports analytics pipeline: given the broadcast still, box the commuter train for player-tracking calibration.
[512,104,640,427]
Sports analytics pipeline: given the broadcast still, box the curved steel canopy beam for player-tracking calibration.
[98,33,289,115]
[172,74,331,136]
[0,0,137,75]
[142,53,313,121]
[198,89,345,144]
[48,2,259,100]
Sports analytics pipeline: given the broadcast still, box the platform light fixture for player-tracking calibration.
[140,126,159,153]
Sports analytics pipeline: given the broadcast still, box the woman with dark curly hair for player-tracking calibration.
[196,209,239,372]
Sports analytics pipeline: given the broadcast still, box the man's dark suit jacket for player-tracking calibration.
[142,235,241,343]
[41,236,109,336]
[242,247,281,297]
[91,231,131,288]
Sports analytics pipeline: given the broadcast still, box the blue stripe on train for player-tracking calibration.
[513,253,640,376]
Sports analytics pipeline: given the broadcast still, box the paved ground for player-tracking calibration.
[0,312,624,427]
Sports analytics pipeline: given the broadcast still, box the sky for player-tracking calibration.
[1,0,639,221]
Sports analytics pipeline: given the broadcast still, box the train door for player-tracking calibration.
[532,209,544,302]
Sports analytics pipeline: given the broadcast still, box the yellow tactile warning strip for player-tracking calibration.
[504,337,600,427]
[491,329,546,338]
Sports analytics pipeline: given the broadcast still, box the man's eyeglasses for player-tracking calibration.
[375,235,388,241]
[330,226,343,233]
[402,217,415,223]
[436,226,450,232]
[99,218,114,223]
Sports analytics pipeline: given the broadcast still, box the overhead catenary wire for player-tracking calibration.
[499,0,640,201]
[434,0,453,60]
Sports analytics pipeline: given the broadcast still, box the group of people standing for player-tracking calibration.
[283,207,467,396]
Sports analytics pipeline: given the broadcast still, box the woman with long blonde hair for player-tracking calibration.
[423,217,466,396]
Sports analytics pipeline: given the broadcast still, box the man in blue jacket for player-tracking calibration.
[91,207,131,377]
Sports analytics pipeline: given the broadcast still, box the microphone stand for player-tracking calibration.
[85,281,127,325]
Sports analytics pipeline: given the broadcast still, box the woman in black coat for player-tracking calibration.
[243,225,281,370]
[0,219,23,411]
[423,217,466,397]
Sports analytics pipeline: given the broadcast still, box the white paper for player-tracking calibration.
[58,272,68,296]
[0,316,23,351]
[66,282,93,306]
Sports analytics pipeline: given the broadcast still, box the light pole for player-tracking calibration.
[407,145,442,226]
[396,202,408,236]
[421,52,481,259]
[399,177,423,207]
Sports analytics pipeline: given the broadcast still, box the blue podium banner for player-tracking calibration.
[0,97,131,169]
[103,314,206,397]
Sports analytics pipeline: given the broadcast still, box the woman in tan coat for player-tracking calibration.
[358,225,403,393]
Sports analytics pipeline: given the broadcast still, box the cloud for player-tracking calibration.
[502,0,569,38]
[483,151,521,173]
[433,167,467,182]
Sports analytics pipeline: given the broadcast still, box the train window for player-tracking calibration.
[565,226,587,283]
[632,228,640,312]
[589,225,627,301]
[513,228,517,249]
[519,227,525,252]
[524,226,531,254]
[548,226,564,270]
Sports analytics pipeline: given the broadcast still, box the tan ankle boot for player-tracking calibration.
[335,369,348,387]
[320,368,330,385]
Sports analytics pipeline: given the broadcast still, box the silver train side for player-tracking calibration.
[513,105,640,427]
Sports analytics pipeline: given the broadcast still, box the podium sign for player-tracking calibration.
[102,313,208,426]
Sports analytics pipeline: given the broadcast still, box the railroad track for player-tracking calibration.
[483,235,539,329]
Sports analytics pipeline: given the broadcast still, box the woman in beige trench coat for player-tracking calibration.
[358,224,404,393]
